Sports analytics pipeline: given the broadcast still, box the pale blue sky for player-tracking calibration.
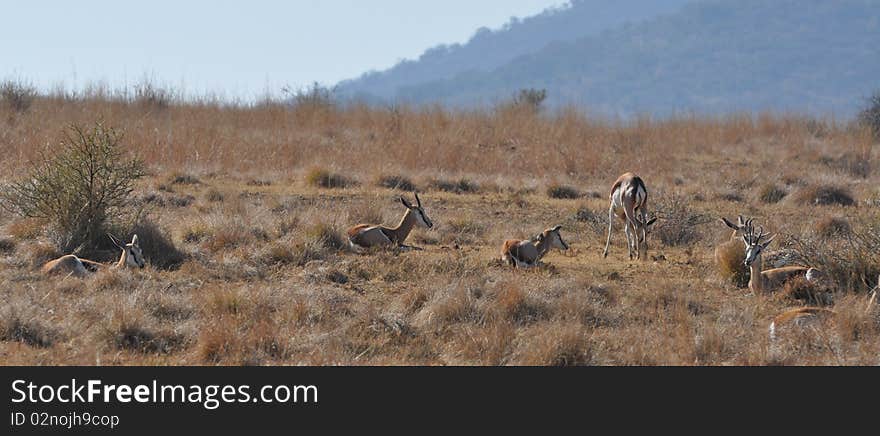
[1,0,565,99]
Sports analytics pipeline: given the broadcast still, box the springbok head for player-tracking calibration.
[635,214,658,258]
[109,233,146,269]
[537,225,569,251]
[400,192,433,229]
[741,225,775,267]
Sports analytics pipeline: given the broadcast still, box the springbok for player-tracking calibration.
[769,286,877,341]
[741,224,819,293]
[42,234,146,277]
[501,225,569,268]
[602,172,657,260]
[718,215,799,268]
[347,193,433,251]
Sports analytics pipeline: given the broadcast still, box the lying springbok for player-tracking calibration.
[769,286,878,341]
[501,225,569,268]
[718,215,799,268]
[347,193,433,251]
[602,172,657,260]
[741,224,819,293]
[42,234,146,277]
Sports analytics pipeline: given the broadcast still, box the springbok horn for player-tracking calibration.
[414,192,422,208]
[107,233,124,250]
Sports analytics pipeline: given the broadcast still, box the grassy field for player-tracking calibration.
[1,91,879,365]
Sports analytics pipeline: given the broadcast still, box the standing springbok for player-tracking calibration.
[42,234,146,277]
[602,172,657,260]
[347,193,433,251]
[741,224,819,293]
[501,225,569,268]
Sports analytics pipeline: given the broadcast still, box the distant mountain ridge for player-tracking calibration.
[338,0,880,117]
[335,0,694,102]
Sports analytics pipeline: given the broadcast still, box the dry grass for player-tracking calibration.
[2,95,880,365]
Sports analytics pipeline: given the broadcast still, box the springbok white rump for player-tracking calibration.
[347,193,433,251]
[42,234,146,277]
[501,225,569,268]
[602,172,657,260]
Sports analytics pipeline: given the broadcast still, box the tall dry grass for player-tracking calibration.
[1,86,879,366]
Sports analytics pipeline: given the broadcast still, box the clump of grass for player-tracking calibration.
[816,216,851,239]
[0,237,15,254]
[793,217,880,292]
[654,194,711,246]
[574,207,606,235]
[778,276,834,306]
[758,184,787,204]
[490,285,549,325]
[429,178,479,194]
[205,189,224,202]
[246,179,272,187]
[377,175,416,191]
[181,222,211,243]
[441,218,486,245]
[27,243,61,269]
[261,243,296,265]
[128,218,186,270]
[546,184,581,199]
[305,168,355,189]
[0,312,58,348]
[6,218,44,240]
[513,323,591,366]
[794,185,854,206]
[305,223,345,250]
[168,172,201,185]
[715,240,748,287]
[203,225,250,252]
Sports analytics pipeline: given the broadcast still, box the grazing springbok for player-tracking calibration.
[42,234,146,277]
[347,193,433,251]
[741,224,819,293]
[718,215,799,268]
[602,172,657,260]
[501,225,569,268]
[769,286,878,341]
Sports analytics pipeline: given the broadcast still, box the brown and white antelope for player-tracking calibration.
[718,215,799,268]
[602,172,657,260]
[501,225,569,268]
[42,234,146,277]
[769,286,877,341]
[740,224,819,293]
[347,193,433,251]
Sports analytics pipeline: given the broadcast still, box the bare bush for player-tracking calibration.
[653,194,711,246]
[0,79,37,112]
[858,91,880,140]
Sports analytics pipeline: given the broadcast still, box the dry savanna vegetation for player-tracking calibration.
[1,82,880,365]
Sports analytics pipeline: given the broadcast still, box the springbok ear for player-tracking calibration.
[761,234,775,249]
[551,225,562,232]
[720,217,739,230]
[645,217,657,226]
[400,196,413,208]
[131,234,139,246]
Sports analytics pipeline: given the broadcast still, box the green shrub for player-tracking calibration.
[0,122,145,253]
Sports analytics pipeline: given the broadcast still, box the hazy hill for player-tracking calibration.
[343,0,880,117]
[335,0,693,102]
